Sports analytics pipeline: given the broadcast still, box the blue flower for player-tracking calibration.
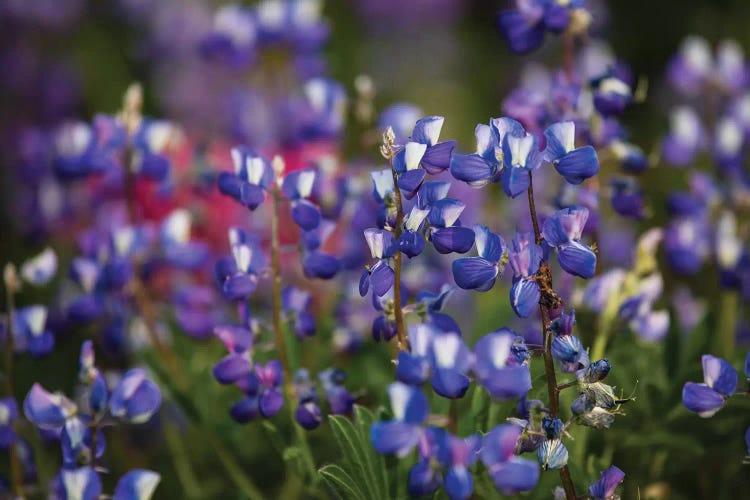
[212,325,254,385]
[66,257,105,323]
[396,324,434,386]
[282,286,316,339]
[370,382,429,457]
[588,465,625,499]
[24,384,77,429]
[481,423,540,495]
[500,127,542,198]
[218,147,273,210]
[199,4,257,66]
[108,369,162,424]
[160,209,209,269]
[473,329,532,400]
[52,466,101,500]
[428,199,475,254]
[13,305,55,357]
[682,354,738,417]
[542,206,597,279]
[216,228,267,301]
[0,398,18,449]
[444,435,481,500]
[231,360,285,423]
[452,224,507,291]
[319,368,355,415]
[610,177,646,220]
[429,332,472,399]
[543,121,599,185]
[507,232,543,318]
[61,416,105,469]
[20,247,57,286]
[392,116,455,198]
[450,118,523,187]
[283,169,321,230]
[360,229,397,297]
[113,469,161,500]
[661,106,704,167]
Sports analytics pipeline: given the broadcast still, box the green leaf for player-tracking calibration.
[326,405,389,500]
[319,464,367,500]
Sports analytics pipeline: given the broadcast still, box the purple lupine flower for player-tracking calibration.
[444,434,481,500]
[429,331,472,399]
[0,398,18,448]
[618,273,670,342]
[159,209,209,269]
[408,426,450,497]
[496,1,546,54]
[370,382,429,456]
[500,123,543,198]
[609,140,648,174]
[428,198,475,255]
[543,121,599,185]
[283,169,321,230]
[450,117,524,187]
[542,206,597,279]
[481,423,540,494]
[397,205,429,258]
[664,211,709,275]
[61,416,105,469]
[20,247,57,286]
[360,228,397,297]
[24,384,77,429]
[682,354,738,417]
[173,286,218,340]
[112,469,161,500]
[392,116,455,197]
[66,257,104,323]
[610,177,646,220]
[589,465,625,499]
[51,466,102,500]
[661,106,704,167]
[78,341,108,417]
[216,228,267,300]
[667,36,713,96]
[293,369,322,430]
[396,324,434,386]
[108,369,162,424]
[380,103,423,144]
[212,325,254,385]
[282,286,316,339]
[199,4,257,67]
[301,78,347,139]
[713,116,745,173]
[13,305,55,357]
[218,147,274,210]
[473,329,532,399]
[507,232,543,318]
[452,224,507,292]
[551,322,590,373]
[318,368,354,415]
[591,74,633,117]
[231,360,285,422]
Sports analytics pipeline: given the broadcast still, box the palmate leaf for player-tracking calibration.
[319,405,389,500]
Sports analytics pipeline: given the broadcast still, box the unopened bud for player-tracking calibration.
[3,263,19,293]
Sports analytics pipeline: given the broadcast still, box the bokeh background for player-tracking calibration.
[2,1,750,499]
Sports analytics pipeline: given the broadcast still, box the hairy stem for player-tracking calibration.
[527,172,577,500]
[389,164,408,352]
[3,278,23,497]
[270,186,292,391]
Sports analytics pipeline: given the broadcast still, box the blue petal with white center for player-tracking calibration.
[109,369,162,424]
[113,469,161,500]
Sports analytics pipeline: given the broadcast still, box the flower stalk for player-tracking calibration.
[3,264,23,497]
[526,172,577,500]
[381,128,408,352]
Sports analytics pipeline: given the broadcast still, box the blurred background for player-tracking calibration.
[1,1,750,499]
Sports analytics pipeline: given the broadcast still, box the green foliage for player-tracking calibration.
[319,405,390,500]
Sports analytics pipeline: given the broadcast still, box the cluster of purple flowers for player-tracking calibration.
[23,341,161,499]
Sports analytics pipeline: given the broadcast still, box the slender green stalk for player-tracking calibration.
[718,290,738,359]
[3,264,23,497]
[270,182,292,390]
[526,173,577,500]
[164,423,203,498]
[382,129,408,352]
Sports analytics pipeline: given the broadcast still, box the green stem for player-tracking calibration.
[527,173,577,500]
[164,423,203,498]
[718,290,738,359]
[389,162,408,352]
[270,186,292,384]
[4,270,23,497]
